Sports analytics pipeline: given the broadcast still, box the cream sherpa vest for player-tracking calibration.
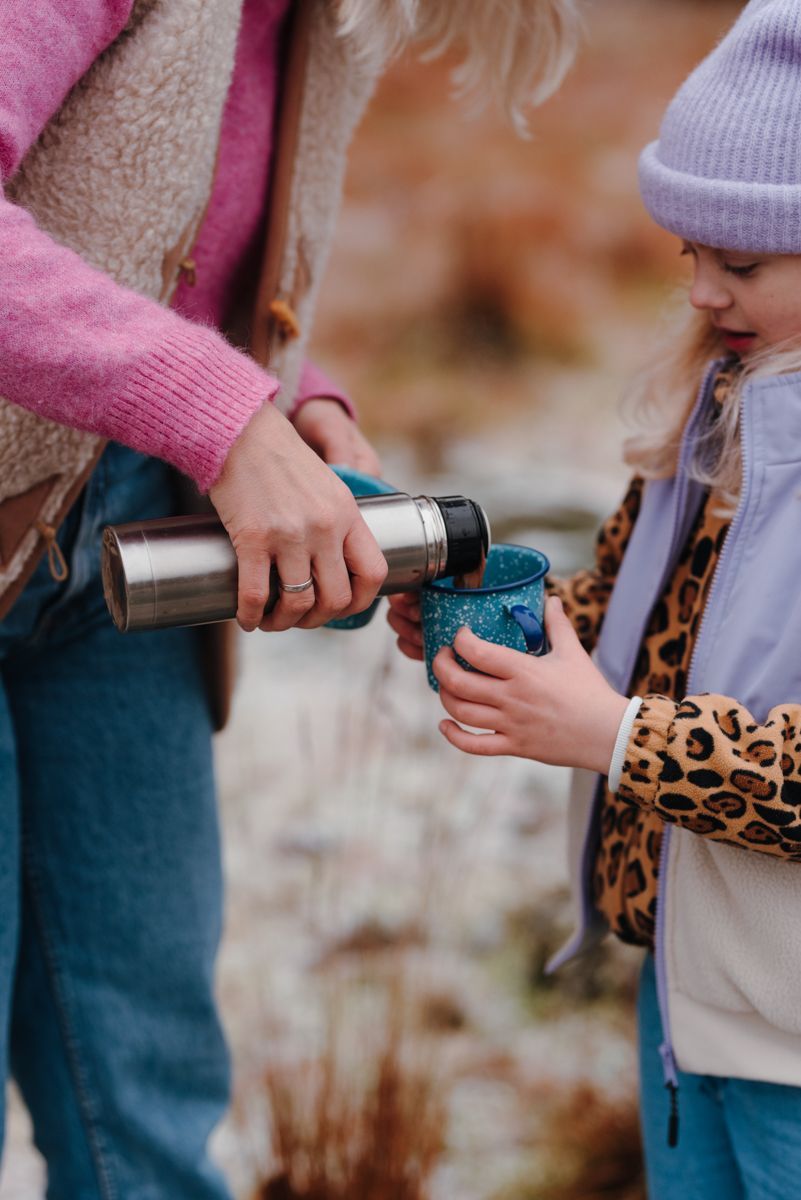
[0,0,379,617]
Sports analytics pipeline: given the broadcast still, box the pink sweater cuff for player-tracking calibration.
[288,359,356,423]
[110,326,278,492]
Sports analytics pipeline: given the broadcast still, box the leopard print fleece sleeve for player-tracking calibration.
[617,693,801,862]
[546,477,643,654]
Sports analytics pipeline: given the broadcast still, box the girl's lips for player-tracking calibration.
[719,329,757,352]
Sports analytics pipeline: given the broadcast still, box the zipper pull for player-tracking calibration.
[666,1081,679,1148]
[658,1040,680,1148]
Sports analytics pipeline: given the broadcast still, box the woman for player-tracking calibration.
[0,1,578,1194]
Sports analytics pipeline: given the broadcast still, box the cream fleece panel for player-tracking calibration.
[667,826,801,1079]
[269,0,379,411]
[670,993,801,1086]
[0,0,244,593]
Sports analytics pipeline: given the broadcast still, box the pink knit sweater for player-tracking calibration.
[0,0,349,494]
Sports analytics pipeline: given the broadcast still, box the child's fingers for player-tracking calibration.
[452,627,521,679]
[396,636,424,661]
[544,593,580,652]
[433,647,502,704]
[387,592,421,619]
[439,719,511,757]
[438,686,503,731]
[386,606,423,648]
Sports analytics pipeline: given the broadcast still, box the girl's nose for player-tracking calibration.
[689,263,732,313]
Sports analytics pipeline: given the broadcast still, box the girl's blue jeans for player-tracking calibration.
[0,444,231,1199]
[639,952,801,1199]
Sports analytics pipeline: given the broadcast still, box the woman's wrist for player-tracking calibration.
[111,324,279,493]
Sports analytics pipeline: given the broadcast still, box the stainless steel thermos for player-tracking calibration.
[101,492,490,632]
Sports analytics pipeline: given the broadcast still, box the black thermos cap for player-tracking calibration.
[435,496,491,578]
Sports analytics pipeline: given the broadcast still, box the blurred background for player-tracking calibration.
[1,1,744,1197]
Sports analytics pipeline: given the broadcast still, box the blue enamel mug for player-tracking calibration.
[420,543,550,691]
[325,464,397,630]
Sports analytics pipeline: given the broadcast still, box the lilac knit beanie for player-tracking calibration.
[639,0,801,253]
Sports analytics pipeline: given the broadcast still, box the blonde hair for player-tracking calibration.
[335,0,581,134]
[623,303,801,515]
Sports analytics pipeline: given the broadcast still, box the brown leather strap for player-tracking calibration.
[0,440,106,623]
[250,0,314,369]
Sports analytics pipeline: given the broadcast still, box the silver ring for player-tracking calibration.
[279,575,314,593]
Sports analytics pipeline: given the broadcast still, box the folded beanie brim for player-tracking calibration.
[639,142,801,254]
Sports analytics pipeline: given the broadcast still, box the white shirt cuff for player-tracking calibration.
[607,695,644,793]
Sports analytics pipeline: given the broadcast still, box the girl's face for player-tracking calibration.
[682,240,801,357]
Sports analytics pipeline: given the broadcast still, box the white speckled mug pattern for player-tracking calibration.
[421,544,550,691]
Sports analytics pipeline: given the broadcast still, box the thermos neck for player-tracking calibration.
[433,496,491,578]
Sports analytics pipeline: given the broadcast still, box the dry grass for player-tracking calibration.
[531,1082,645,1200]
[253,988,446,1200]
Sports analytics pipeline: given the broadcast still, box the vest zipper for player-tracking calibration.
[654,370,751,1148]
[629,382,710,1145]
[655,830,679,1146]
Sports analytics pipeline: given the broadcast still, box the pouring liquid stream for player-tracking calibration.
[453,547,488,591]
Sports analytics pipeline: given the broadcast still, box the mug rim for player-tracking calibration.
[330,463,396,497]
[426,542,550,596]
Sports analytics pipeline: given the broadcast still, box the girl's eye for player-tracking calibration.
[723,262,759,278]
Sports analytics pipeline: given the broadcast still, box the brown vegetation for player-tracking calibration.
[314,0,744,451]
[253,993,446,1200]
[530,1082,645,1200]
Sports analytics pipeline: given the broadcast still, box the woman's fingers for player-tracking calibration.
[439,720,511,757]
[438,688,502,732]
[294,550,353,630]
[259,547,316,632]
[349,428,383,477]
[340,518,387,617]
[232,532,275,632]
[292,398,383,477]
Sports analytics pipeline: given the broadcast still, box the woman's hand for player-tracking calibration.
[209,400,387,633]
[434,595,628,771]
[292,398,382,476]
[387,592,424,660]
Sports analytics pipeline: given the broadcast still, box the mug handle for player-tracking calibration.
[507,603,549,656]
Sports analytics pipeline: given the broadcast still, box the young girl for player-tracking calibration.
[389,3,801,1195]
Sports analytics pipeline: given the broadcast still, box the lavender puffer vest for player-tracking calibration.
[550,362,801,1087]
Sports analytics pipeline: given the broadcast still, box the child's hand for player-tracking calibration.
[434,595,629,772]
[387,592,424,661]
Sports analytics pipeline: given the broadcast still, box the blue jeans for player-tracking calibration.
[0,444,231,1199]
[638,953,801,1199]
